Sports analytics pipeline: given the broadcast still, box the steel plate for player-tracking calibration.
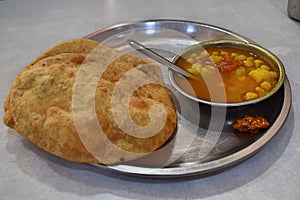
[85,19,291,178]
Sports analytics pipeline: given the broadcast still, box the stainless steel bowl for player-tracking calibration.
[169,39,285,107]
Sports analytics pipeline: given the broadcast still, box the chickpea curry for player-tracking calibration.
[174,45,279,103]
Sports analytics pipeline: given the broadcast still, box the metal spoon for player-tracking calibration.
[127,39,193,78]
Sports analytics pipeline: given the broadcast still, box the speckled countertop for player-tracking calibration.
[0,0,299,199]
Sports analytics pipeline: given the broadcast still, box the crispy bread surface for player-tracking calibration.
[4,39,177,164]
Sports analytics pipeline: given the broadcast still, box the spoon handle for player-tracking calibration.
[127,39,192,77]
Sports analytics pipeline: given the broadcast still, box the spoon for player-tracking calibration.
[127,39,193,78]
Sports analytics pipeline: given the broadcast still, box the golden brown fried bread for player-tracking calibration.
[28,38,100,66]
[3,38,100,128]
[5,39,177,164]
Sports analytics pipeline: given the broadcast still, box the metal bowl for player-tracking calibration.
[169,39,285,107]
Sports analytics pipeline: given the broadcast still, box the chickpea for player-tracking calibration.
[243,60,253,67]
[246,57,254,62]
[200,51,209,57]
[187,58,195,64]
[260,64,271,71]
[260,81,272,91]
[210,55,223,63]
[235,67,246,76]
[234,54,247,61]
[231,52,238,57]
[244,92,259,101]
[254,59,264,68]
[221,51,229,55]
[211,51,219,56]
[190,53,198,58]
[207,65,217,71]
[255,86,266,96]
[192,63,202,71]
[187,67,199,75]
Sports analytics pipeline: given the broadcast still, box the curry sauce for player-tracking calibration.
[174,46,279,103]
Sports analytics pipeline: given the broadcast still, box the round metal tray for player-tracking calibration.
[85,19,291,178]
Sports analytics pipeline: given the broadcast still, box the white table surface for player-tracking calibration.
[1,0,300,199]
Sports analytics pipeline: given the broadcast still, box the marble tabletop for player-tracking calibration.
[1,0,299,199]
